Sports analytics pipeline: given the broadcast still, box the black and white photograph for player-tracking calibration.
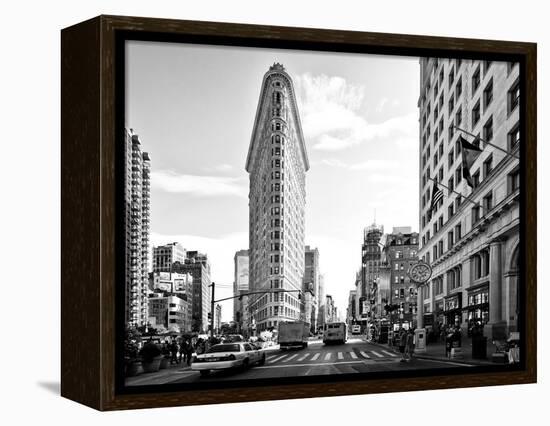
[121,40,522,388]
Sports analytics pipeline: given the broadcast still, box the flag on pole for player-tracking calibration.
[428,178,444,219]
[460,135,483,187]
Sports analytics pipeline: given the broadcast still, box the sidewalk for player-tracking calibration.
[369,337,496,366]
[126,362,193,386]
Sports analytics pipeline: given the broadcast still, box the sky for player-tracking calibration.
[126,40,421,322]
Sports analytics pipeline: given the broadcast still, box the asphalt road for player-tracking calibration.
[156,337,475,385]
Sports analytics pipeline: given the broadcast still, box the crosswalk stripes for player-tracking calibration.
[268,355,286,364]
[265,348,400,365]
[282,354,299,362]
[297,353,310,362]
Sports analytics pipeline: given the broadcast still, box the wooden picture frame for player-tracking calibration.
[61,15,536,411]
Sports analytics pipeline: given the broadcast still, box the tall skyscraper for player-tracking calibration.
[233,249,249,334]
[152,242,186,273]
[360,223,384,329]
[304,246,320,332]
[124,128,151,327]
[245,63,309,332]
[173,251,211,332]
[417,58,520,339]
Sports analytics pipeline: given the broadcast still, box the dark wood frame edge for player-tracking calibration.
[61,15,537,411]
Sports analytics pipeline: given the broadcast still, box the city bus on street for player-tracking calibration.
[323,322,348,345]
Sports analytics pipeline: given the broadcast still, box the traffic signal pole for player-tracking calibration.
[210,282,215,338]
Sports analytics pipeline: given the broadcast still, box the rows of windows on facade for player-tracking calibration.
[123,128,212,334]
[346,58,520,342]
[417,57,520,340]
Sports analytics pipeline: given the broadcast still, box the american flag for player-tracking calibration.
[428,179,444,219]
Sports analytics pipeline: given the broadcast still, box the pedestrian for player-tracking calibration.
[398,327,407,362]
[405,328,415,361]
[170,340,179,365]
[179,339,187,364]
[186,339,194,366]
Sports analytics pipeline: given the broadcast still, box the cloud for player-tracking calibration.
[151,170,247,198]
[318,158,399,171]
[366,173,408,184]
[376,97,388,112]
[294,73,417,152]
[205,163,234,172]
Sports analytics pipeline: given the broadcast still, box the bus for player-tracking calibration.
[323,322,348,345]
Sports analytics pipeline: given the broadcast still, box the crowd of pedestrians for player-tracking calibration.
[161,338,197,366]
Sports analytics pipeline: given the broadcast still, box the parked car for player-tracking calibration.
[191,342,266,376]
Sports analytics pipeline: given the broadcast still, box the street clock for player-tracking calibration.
[407,261,433,284]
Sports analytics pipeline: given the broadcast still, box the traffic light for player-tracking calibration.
[298,292,302,300]
[208,312,212,320]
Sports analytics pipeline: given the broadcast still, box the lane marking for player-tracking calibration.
[256,360,368,369]
[282,354,299,362]
[349,352,358,359]
[297,353,310,362]
[382,350,397,357]
[268,355,287,364]
[311,353,320,361]
[420,358,476,367]
[371,351,384,358]
[359,351,370,359]
[324,353,332,361]
[337,352,344,360]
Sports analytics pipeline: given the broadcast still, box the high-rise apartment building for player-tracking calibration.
[173,251,211,332]
[245,63,309,332]
[124,129,151,327]
[152,242,186,273]
[417,58,520,340]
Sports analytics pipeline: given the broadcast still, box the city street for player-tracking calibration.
[126,337,477,386]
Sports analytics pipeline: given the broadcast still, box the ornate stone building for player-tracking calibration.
[417,58,520,340]
[384,227,419,328]
[360,223,384,331]
[245,63,309,332]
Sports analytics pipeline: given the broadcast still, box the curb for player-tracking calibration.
[365,339,494,366]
